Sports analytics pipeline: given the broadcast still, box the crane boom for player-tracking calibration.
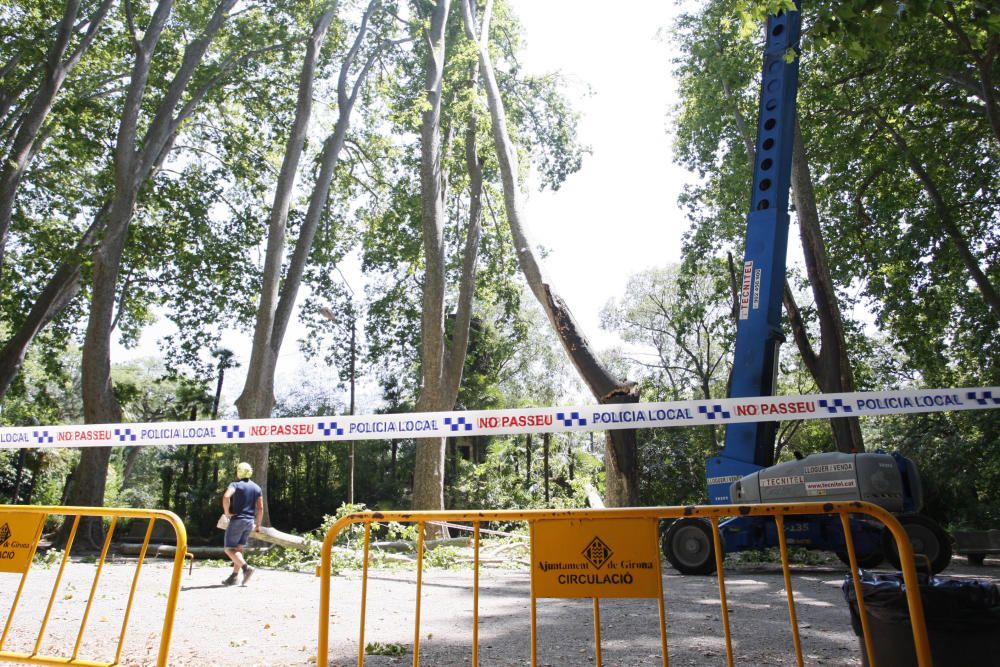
[707,1,802,504]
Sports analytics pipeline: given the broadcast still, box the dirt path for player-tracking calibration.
[2,558,997,666]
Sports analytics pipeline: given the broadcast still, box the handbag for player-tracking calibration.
[217,513,230,530]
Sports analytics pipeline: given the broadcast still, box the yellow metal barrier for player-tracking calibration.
[317,501,933,667]
[0,505,187,667]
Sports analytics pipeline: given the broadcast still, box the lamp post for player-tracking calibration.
[319,303,357,505]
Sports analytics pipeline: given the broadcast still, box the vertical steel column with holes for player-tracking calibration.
[707,2,803,504]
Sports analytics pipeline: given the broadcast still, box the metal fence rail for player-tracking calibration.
[317,501,932,667]
[0,505,187,667]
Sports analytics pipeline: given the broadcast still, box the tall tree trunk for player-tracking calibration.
[789,118,864,453]
[411,0,452,514]
[461,0,639,506]
[235,0,383,525]
[63,0,237,546]
[66,194,133,546]
[412,0,484,514]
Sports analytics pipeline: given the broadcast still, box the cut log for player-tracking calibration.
[251,526,311,550]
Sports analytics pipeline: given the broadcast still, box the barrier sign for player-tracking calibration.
[0,387,998,450]
[531,517,661,599]
[0,512,44,573]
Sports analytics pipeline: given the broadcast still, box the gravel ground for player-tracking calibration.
[1,555,997,666]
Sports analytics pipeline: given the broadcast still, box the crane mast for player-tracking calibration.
[707,0,802,504]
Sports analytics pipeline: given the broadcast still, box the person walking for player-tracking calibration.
[221,461,262,586]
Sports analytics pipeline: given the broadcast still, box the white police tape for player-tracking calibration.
[1,387,998,450]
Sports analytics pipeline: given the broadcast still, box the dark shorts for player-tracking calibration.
[224,517,254,549]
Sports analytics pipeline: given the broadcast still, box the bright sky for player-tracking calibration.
[507,0,692,348]
[117,1,697,411]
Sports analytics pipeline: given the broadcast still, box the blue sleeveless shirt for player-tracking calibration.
[227,479,262,520]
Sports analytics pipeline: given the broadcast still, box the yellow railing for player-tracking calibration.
[317,501,932,667]
[0,505,187,667]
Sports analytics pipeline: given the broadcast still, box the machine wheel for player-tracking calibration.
[967,553,986,567]
[882,514,952,574]
[835,546,884,570]
[663,518,717,575]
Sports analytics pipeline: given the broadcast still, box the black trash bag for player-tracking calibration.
[842,571,1000,667]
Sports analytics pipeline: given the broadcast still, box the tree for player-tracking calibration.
[461,0,641,505]
[795,1,1000,384]
[235,0,395,526]
[408,0,486,513]
[670,0,999,520]
[0,0,114,273]
[58,0,278,544]
[351,0,582,512]
[739,1,1000,328]
[602,263,734,449]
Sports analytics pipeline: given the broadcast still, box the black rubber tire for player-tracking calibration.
[662,518,717,575]
[967,553,986,566]
[835,546,884,570]
[882,514,953,574]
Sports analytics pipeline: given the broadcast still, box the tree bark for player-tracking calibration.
[461,0,639,505]
[411,0,449,510]
[412,0,486,514]
[789,118,864,453]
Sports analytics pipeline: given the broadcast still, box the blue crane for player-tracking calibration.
[661,0,951,575]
